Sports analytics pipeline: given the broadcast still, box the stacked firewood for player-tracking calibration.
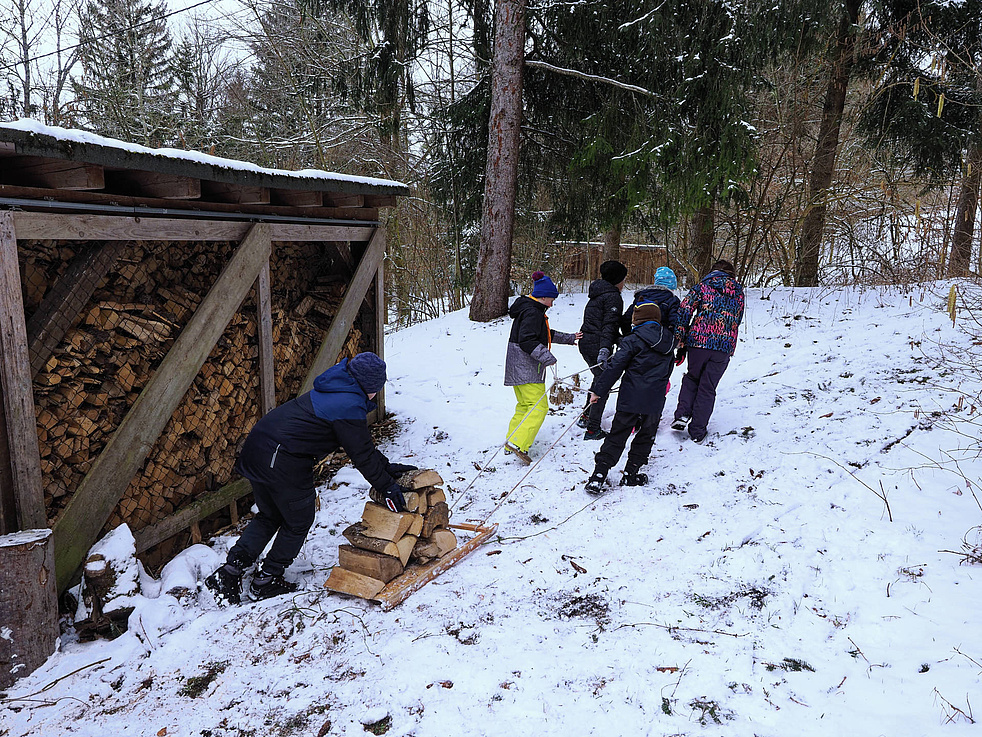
[22,238,368,533]
[324,469,458,599]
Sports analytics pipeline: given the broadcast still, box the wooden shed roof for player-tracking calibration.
[0,121,409,222]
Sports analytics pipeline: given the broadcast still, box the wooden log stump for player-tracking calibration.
[0,529,59,689]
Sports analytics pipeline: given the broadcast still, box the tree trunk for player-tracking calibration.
[948,142,982,278]
[602,223,622,261]
[469,0,526,322]
[0,529,60,689]
[688,201,715,278]
[796,0,860,287]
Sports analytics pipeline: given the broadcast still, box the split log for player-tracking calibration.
[342,523,401,557]
[360,502,415,541]
[407,513,423,538]
[337,545,403,583]
[412,537,440,562]
[422,502,450,538]
[397,469,444,489]
[0,530,59,688]
[430,529,458,556]
[324,566,386,599]
[426,488,447,506]
[396,535,417,566]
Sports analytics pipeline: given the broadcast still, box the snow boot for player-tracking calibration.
[583,428,608,441]
[204,564,243,607]
[576,410,590,430]
[585,470,608,496]
[620,471,649,486]
[249,572,299,602]
[670,415,691,431]
[504,443,532,465]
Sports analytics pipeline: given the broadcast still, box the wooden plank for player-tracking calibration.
[301,228,385,393]
[3,156,104,190]
[133,478,252,553]
[326,193,365,208]
[373,259,386,419]
[255,260,276,415]
[0,183,382,222]
[52,223,272,591]
[105,170,201,200]
[0,212,45,531]
[0,400,16,534]
[27,241,126,377]
[270,189,323,207]
[201,180,270,204]
[372,524,498,611]
[12,212,373,244]
[364,195,397,208]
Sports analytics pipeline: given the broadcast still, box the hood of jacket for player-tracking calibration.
[508,294,547,320]
[631,320,666,346]
[310,359,375,419]
[588,278,620,300]
[702,271,735,291]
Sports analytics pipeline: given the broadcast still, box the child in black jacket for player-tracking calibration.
[577,260,627,439]
[584,302,675,493]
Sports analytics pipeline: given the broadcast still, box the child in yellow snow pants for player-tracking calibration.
[506,382,549,452]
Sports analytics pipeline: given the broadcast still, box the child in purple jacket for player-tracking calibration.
[671,259,745,442]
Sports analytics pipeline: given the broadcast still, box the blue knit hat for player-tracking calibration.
[531,271,559,299]
[653,266,677,290]
[347,352,387,394]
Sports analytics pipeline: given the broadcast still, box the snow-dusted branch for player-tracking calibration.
[524,59,660,98]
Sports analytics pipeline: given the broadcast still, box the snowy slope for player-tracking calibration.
[3,282,981,737]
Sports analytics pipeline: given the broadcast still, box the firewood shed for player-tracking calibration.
[0,120,409,686]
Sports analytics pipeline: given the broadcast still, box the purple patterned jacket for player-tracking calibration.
[675,271,745,356]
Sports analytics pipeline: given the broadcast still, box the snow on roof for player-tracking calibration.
[0,119,409,194]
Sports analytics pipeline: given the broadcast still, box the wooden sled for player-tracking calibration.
[325,522,498,611]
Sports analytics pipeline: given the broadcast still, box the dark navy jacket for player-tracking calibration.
[622,285,682,335]
[590,320,675,416]
[235,359,395,492]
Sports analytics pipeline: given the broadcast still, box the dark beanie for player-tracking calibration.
[530,271,559,299]
[710,259,735,278]
[600,260,628,285]
[632,302,661,326]
[347,352,387,394]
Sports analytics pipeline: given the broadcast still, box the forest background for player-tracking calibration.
[3,0,982,326]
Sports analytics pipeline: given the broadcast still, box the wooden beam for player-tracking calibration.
[256,260,276,415]
[27,241,126,377]
[52,223,272,591]
[104,170,201,200]
[11,212,373,244]
[201,180,270,205]
[301,228,385,393]
[132,479,252,553]
[371,259,386,421]
[0,212,45,532]
[325,193,365,208]
[0,183,382,222]
[1,155,105,190]
[364,195,397,208]
[270,189,323,208]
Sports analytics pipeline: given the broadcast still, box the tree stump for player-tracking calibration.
[0,529,59,689]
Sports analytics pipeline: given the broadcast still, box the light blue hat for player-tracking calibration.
[653,266,677,290]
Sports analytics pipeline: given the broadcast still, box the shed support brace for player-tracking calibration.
[52,223,272,591]
[0,211,45,534]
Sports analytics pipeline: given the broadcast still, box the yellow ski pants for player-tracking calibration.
[506,382,549,452]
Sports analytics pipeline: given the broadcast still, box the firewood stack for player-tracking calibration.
[325,469,458,599]
[21,238,372,536]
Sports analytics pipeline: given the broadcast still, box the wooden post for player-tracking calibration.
[255,259,276,415]
[0,529,59,688]
[373,258,386,419]
[0,211,45,534]
[301,228,386,393]
[52,224,272,591]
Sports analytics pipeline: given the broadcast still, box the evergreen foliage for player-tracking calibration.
[73,0,176,145]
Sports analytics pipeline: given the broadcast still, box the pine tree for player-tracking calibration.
[72,0,175,145]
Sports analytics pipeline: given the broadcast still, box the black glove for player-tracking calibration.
[674,346,687,366]
[388,463,418,477]
[596,347,611,369]
[379,483,409,513]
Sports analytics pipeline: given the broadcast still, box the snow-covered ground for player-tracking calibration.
[4,281,982,737]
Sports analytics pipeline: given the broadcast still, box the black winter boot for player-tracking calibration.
[249,572,299,601]
[585,470,608,495]
[620,471,649,486]
[204,564,244,607]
